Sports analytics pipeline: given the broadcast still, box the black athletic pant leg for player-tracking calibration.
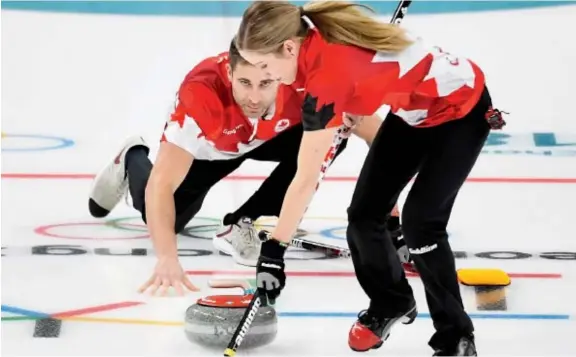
[346,114,428,316]
[125,146,243,233]
[404,88,491,350]
[347,87,492,348]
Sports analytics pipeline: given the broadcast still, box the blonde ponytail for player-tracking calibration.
[236,1,412,55]
[302,1,412,53]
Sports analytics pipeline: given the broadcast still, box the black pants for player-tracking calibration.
[126,124,347,233]
[346,88,492,350]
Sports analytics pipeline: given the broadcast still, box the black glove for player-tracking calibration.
[256,230,288,306]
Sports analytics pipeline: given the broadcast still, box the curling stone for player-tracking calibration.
[184,280,277,349]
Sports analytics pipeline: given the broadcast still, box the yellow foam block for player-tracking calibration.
[457,268,511,287]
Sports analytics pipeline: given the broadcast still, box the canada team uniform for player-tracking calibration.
[255,21,504,356]
[158,51,347,266]
[161,52,307,160]
[295,27,486,131]
[88,50,351,268]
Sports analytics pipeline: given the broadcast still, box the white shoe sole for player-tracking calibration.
[212,237,258,267]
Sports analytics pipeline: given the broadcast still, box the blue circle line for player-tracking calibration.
[319,226,347,240]
[1,134,75,152]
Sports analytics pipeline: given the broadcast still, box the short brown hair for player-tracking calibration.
[236,1,412,55]
[229,38,251,70]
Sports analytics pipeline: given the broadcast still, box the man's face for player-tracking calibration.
[229,62,280,118]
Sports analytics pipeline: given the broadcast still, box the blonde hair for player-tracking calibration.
[236,1,412,55]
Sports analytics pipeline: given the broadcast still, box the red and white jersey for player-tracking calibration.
[294,27,485,129]
[161,52,303,160]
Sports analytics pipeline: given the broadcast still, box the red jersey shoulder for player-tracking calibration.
[296,29,379,84]
[296,29,397,114]
[294,29,364,129]
[180,52,233,108]
[174,52,248,139]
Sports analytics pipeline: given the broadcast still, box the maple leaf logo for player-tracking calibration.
[302,94,335,131]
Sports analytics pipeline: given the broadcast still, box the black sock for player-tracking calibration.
[387,216,402,240]
[125,146,152,213]
[223,213,237,226]
[387,216,400,231]
[222,212,259,225]
[125,146,150,173]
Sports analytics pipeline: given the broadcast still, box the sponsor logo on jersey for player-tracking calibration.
[223,124,245,135]
[274,119,291,133]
